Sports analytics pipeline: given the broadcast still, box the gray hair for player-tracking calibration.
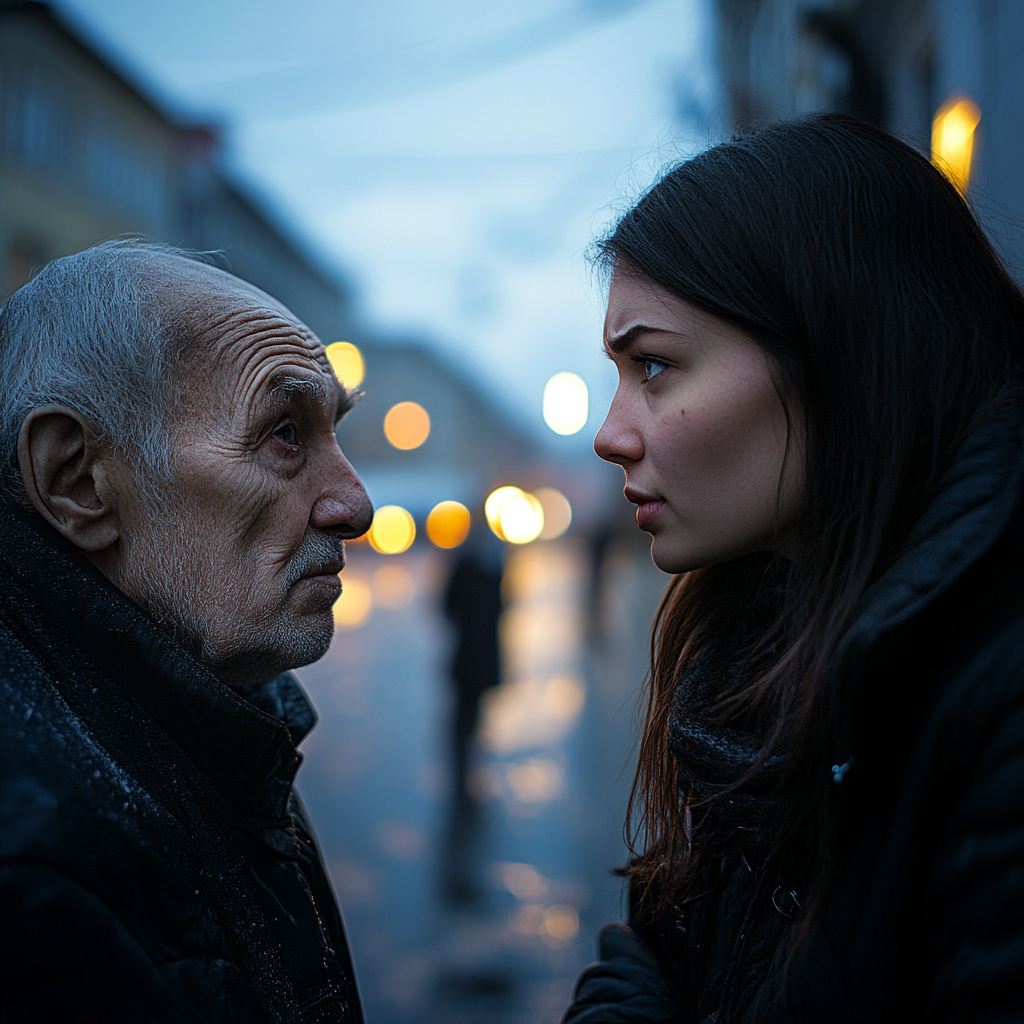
[0,239,212,502]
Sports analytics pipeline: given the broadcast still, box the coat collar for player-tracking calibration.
[831,406,1024,729]
[0,504,317,819]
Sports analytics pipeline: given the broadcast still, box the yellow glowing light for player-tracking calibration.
[510,903,579,945]
[480,674,585,753]
[484,485,524,541]
[506,758,564,802]
[499,491,544,545]
[426,500,471,549]
[932,96,981,197]
[325,341,365,389]
[333,575,372,629]
[534,487,572,540]
[367,505,416,554]
[383,401,430,450]
[372,564,416,609]
[500,863,546,901]
[543,372,588,435]
[540,905,579,943]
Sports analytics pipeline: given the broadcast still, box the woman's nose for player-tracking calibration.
[594,391,644,467]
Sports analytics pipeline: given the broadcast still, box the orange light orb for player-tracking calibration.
[426,501,471,549]
[384,402,430,450]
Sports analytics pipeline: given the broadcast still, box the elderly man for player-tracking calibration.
[0,241,373,1022]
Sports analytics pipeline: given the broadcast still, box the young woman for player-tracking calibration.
[564,115,1024,1023]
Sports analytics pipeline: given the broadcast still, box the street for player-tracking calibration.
[295,535,665,1023]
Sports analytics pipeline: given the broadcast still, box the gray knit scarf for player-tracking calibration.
[667,629,784,833]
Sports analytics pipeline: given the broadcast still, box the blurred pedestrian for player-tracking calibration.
[1,241,372,1021]
[565,116,1024,1022]
[440,523,504,900]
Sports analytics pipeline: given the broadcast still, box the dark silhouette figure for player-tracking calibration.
[440,528,504,903]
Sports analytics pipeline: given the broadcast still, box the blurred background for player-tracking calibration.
[1,1,1020,1020]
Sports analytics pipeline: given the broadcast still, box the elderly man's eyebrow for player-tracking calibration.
[268,372,331,403]
[265,371,356,427]
[333,378,356,424]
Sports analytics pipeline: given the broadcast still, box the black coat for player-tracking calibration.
[565,411,1024,1023]
[0,506,362,1023]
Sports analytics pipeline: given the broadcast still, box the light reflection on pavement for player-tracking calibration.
[295,537,664,1023]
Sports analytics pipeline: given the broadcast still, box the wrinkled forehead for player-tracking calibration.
[151,256,333,413]
[154,258,304,337]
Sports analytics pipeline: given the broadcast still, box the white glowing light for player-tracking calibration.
[543,372,588,435]
[499,491,544,545]
[534,487,572,540]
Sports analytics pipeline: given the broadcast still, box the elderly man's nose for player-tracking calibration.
[310,474,374,538]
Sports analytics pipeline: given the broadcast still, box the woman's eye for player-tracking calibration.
[271,421,298,445]
[643,358,667,381]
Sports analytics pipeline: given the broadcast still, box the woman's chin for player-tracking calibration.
[649,534,741,575]
[649,536,694,575]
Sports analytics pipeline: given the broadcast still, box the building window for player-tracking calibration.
[14,72,67,168]
[85,122,166,222]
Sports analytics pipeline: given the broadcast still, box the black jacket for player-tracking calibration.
[0,506,362,1023]
[565,411,1024,1023]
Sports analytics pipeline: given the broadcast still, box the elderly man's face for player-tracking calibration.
[113,267,373,685]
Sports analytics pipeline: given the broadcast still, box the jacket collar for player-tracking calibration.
[833,406,1024,706]
[0,504,317,819]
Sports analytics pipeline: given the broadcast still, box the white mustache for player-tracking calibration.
[284,535,347,587]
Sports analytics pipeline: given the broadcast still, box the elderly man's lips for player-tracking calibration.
[298,558,344,582]
[635,500,666,530]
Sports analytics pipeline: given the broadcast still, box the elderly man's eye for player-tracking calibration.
[271,421,299,445]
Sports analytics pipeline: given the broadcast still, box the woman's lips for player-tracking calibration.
[635,500,666,530]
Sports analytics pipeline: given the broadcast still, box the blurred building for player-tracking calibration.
[713,0,1024,278]
[0,0,354,344]
[0,0,538,515]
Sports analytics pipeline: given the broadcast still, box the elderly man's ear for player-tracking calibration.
[18,406,123,553]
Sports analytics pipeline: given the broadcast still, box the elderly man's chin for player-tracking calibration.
[117,543,340,688]
[180,597,336,688]
[212,608,337,688]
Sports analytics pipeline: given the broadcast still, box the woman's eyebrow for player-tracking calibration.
[605,323,663,353]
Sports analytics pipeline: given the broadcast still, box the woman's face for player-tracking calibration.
[595,269,804,574]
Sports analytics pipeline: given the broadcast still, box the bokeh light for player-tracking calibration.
[481,674,585,753]
[325,341,365,389]
[506,758,563,802]
[499,491,544,545]
[534,487,572,540]
[500,863,546,900]
[372,564,416,609]
[367,505,416,554]
[484,485,522,541]
[932,96,981,196]
[485,486,545,544]
[333,575,372,629]
[426,500,471,548]
[542,372,588,435]
[510,903,580,946]
[383,401,430,450]
[540,905,579,944]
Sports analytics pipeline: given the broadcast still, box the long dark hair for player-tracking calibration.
[600,115,1024,918]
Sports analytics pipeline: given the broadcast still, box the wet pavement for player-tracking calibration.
[295,535,665,1024]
